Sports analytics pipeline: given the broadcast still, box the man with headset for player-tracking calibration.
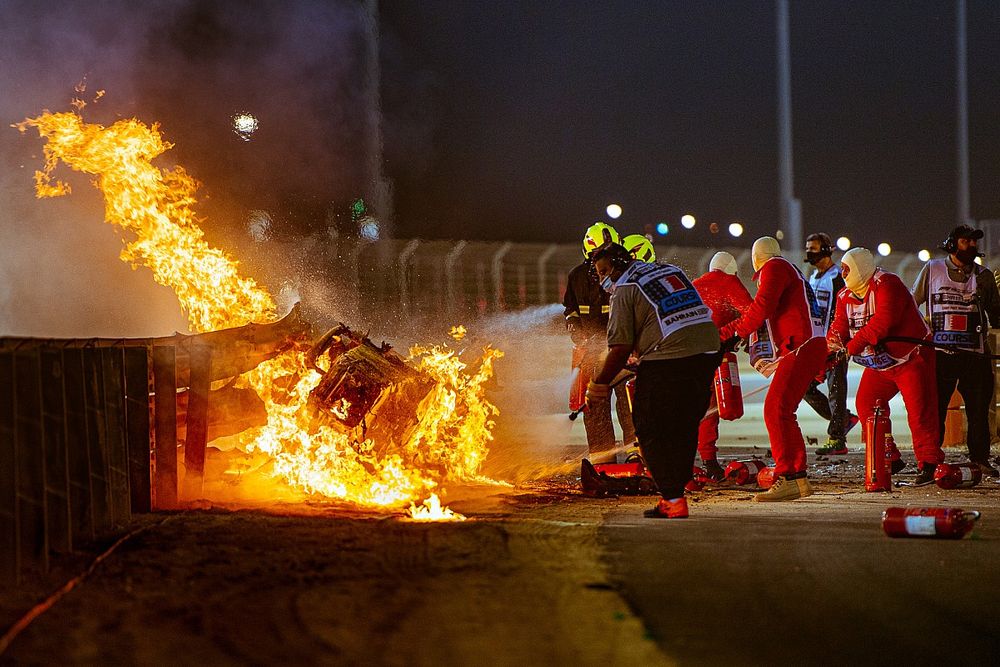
[912,224,1000,476]
[801,232,859,455]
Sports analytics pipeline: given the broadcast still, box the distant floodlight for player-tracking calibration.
[656,222,669,236]
[681,214,696,229]
[877,242,892,257]
[728,222,744,238]
[918,249,931,262]
[606,204,622,219]
[836,236,851,251]
[359,216,381,241]
[232,112,259,141]
[775,230,785,240]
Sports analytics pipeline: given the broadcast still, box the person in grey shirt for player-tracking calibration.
[584,242,719,518]
[911,224,1000,475]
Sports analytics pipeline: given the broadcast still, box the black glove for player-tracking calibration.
[720,335,742,354]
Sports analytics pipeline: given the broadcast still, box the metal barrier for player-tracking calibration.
[0,342,150,583]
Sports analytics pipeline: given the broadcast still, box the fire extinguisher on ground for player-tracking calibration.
[882,507,981,539]
[714,351,744,421]
[934,463,983,489]
[865,399,893,492]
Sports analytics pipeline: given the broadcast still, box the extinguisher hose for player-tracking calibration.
[882,336,1000,360]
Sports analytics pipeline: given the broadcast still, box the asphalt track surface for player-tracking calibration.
[601,490,1000,666]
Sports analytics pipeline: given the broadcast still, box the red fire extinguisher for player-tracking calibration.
[724,459,768,485]
[714,351,744,421]
[934,463,983,489]
[864,399,892,492]
[686,466,710,492]
[757,466,777,489]
[882,507,981,539]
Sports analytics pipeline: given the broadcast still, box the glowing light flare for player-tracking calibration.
[656,222,669,236]
[606,203,622,219]
[408,493,466,521]
[681,214,696,229]
[877,242,892,257]
[729,223,744,237]
[918,249,931,262]
[836,236,851,251]
[232,112,259,141]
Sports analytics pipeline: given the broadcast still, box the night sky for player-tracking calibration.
[382,0,1000,250]
[3,0,1000,255]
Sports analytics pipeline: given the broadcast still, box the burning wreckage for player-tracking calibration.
[16,105,502,515]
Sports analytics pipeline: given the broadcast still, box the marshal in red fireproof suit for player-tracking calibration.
[827,247,944,483]
[719,236,827,501]
[692,251,753,480]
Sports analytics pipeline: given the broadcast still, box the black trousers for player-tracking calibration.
[935,350,995,462]
[802,356,852,439]
[632,352,718,499]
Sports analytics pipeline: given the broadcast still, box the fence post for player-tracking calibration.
[124,348,151,513]
[445,240,468,318]
[397,239,421,315]
[492,242,513,311]
[536,244,558,305]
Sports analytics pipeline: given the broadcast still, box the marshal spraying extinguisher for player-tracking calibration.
[714,351,744,421]
[865,399,893,492]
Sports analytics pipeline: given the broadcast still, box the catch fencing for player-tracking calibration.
[350,239,935,320]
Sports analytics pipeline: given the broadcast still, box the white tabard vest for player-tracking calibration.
[845,269,922,370]
[615,261,714,341]
[808,264,841,331]
[926,259,984,353]
[747,258,826,377]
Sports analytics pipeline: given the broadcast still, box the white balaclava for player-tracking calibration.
[709,251,738,275]
[751,236,781,272]
[841,247,876,298]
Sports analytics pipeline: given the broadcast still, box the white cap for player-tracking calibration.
[709,251,738,275]
[842,247,876,298]
[751,236,781,272]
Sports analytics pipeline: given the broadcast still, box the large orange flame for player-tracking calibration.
[16,109,502,511]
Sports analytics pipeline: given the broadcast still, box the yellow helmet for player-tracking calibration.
[582,222,620,257]
[622,234,655,263]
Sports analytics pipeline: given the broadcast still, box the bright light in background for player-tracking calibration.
[656,222,669,236]
[232,112,259,141]
[877,242,892,257]
[775,230,785,240]
[359,216,381,241]
[836,236,851,251]
[918,249,931,262]
[606,204,622,219]
[681,214,696,229]
[728,222,744,237]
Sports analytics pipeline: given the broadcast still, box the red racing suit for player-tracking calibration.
[692,269,753,462]
[720,257,826,476]
[828,269,943,465]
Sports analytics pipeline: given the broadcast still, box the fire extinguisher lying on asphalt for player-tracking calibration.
[882,507,981,539]
[725,459,769,485]
[581,457,709,497]
[934,463,983,489]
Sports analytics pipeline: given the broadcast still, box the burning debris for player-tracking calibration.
[15,107,503,513]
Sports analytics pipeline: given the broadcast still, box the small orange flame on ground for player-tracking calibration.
[448,325,467,341]
[16,108,502,513]
[407,493,466,521]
